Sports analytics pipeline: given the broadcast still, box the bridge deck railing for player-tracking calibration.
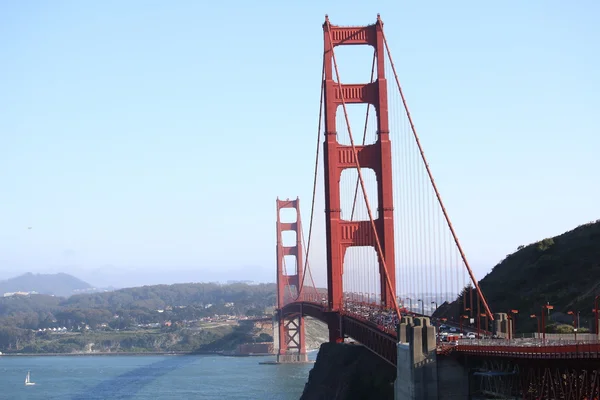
[283,297,600,360]
[455,338,600,358]
[457,338,600,346]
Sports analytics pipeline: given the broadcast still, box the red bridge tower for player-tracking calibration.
[274,197,307,363]
[322,16,397,342]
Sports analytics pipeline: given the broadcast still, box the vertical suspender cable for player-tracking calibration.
[297,59,326,300]
[381,30,493,320]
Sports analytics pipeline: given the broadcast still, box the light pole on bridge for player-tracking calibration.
[507,309,519,340]
[530,314,541,341]
[405,297,412,314]
[567,310,578,341]
[431,301,438,316]
[459,315,468,336]
[594,295,600,335]
[541,304,553,343]
[478,313,487,339]
[417,299,424,316]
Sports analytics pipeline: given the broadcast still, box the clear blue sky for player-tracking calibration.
[1,1,598,287]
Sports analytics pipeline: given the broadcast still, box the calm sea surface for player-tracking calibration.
[0,353,316,400]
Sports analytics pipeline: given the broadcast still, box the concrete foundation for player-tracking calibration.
[272,313,280,354]
[272,313,309,363]
[276,353,309,363]
[394,316,438,400]
[493,312,512,338]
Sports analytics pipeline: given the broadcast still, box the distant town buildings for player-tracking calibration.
[3,291,38,297]
[38,327,68,332]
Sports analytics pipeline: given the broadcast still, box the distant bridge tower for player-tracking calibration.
[273,197,307,363]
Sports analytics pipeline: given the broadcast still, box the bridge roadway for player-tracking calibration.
[279,299,600,399]
[281,298,600,366]
[281,299,399,365]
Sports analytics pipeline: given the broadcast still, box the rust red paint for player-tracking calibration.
[322,16,396,342]
[275,197,306,357]
[273,17,599,379]
[456,343,600,358]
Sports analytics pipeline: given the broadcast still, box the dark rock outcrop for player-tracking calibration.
[300,342,396,400]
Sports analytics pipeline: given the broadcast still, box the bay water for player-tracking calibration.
[0,353,316,400]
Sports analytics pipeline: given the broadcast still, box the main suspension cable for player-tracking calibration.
[297,57,326,298]
[281,253,295,303]
[381,30,493,320]
[300,226,318,299]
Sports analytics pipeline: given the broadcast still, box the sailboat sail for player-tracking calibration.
[25,371,35,386]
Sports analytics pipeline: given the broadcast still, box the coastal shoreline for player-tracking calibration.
[0,351,276,358]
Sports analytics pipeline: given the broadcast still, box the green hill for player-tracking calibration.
[0,272,93,298]
[436,220,600,332]
[0,281,278,353]
[61,282,276,312]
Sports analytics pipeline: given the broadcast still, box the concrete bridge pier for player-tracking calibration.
[395,316,471,399]
[276,353,309,363]
[493,313,512,338]
[272,313,280,353]
[394,316,438,400]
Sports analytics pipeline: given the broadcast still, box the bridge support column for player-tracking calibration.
[395,317,438,400]
[325,311,343,344]
[273,311,308,363]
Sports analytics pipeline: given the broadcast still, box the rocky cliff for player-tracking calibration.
[300,342,396,400]
[305,317,328,350]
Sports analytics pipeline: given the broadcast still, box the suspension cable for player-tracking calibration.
[300,226,319,298]
[297,57,326,298]
[381,30,494,320]
[326,22,401,320]
[281,252,295,303]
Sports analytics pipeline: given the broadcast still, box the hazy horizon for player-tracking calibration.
[1,211,594,290]
[0,265,272,289]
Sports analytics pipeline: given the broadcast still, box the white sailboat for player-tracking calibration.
[25,370,35,386]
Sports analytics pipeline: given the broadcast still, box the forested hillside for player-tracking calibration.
[436,220,600,332]
[0,282,277,352]
[62,282,276,313]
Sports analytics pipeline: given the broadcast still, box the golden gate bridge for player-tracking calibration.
[273,14,599,400]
